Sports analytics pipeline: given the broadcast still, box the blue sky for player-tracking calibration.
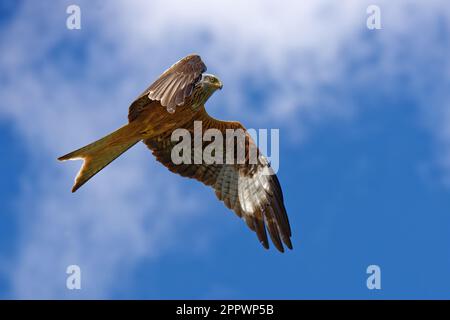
[0,0,450,299]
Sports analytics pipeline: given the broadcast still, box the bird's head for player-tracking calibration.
[200,73,223,91]
[192,73,223,106]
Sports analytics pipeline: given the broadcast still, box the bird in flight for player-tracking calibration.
[58,54,292,252]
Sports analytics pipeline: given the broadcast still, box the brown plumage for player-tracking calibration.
[58,54,292,252]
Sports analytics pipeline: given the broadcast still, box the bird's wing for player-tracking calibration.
[129,54,206,120]
[143,106,292,252]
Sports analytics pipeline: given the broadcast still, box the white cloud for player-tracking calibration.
[0,0,449,298]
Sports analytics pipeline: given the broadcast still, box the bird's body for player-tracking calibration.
[59,55,293,252]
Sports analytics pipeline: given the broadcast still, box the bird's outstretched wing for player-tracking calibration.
[144,106,292,252]
[129,54,206,120]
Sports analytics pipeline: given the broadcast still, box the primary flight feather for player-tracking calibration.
[58,54,292,252]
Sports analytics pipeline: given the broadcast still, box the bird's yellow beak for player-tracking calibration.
[217,81,223,90]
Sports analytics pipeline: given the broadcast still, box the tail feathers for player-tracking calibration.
[58,124,142,192]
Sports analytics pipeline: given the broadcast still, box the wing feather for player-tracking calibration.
[143,106,292,252]
[128,54,206,120]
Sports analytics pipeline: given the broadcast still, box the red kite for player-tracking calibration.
[58,55,292,252]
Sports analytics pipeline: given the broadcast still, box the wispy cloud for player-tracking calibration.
[0,0,449,298]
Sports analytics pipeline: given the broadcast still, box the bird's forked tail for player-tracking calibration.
[58,123,142,192]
